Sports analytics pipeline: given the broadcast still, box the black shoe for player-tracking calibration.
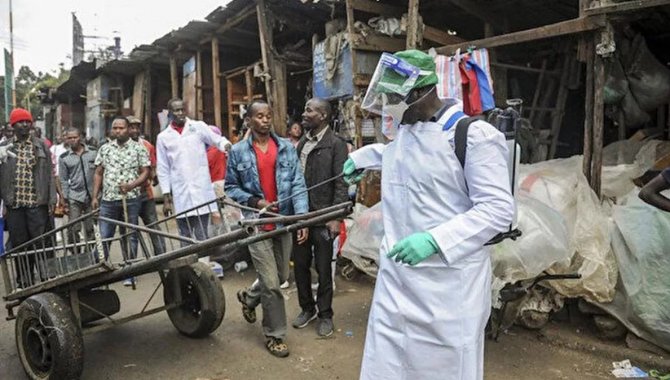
[292,309,317,329]
[317,318,334,337]
[266,337,290,358]
[237,289,256,324]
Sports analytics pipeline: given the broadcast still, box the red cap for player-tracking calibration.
[9,108,33,125]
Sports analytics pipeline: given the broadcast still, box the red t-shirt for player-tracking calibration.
[141,139,157,199]
[207,146,227,182]
[253,138,278,231]
[171,122,184,134]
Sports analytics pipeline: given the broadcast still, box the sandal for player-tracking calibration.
[236,289,256,324]
[266,337,289,358]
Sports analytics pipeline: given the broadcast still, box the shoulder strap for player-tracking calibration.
[454,117,478,169]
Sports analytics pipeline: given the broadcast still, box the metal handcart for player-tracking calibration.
[1,196,352,380]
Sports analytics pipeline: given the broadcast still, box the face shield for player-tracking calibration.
[362,53,421,117]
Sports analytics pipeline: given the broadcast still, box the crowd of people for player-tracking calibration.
[0,50,564,379]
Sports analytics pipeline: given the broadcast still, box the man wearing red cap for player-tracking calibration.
[0,108,57,288]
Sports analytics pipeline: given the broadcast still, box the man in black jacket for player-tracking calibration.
[0,108,56,288]
[292,98,349,337]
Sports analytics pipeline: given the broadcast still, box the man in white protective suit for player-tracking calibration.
[343,49,515,380]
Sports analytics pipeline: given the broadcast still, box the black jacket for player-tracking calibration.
[297,128,349,212]
[0,137,56,208]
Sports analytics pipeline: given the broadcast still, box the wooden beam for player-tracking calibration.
[211,38,222,129]
[349,0,404,17]
[590,50,605,198]
[352,33,406,52]
[169,57,179,98]
[584,0,670,15]
[143,66,152,136]
[435,16,606,56]
[257,0,274,104]
[406,0,421,49]
[423,26,465,46]
[215,4,257,35]
[196,50,204,120]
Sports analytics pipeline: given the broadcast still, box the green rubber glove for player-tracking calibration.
[343,158,364,185]
[387,232,440,266]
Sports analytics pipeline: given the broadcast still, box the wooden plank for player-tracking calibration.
[345,0,358,73]
[215,4,257,35]
[211,38,222,129]
[1,259,11,298]
[350,0,403,17]
[196,50,204,120]
[590,51,605,198]
[584,0,670,15]
[352,33,407,52]
[170,57,179,99]
[406,0,421,49]
[490,61,560,75]
[144,66,152,137]
[435,16,606,56]
[529,59,547,123]
[245,69,254,104]
[549,54,572,159]
[273,60,288,136]
[423,26,465,46]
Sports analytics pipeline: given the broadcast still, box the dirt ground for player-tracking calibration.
[0,265,630,380]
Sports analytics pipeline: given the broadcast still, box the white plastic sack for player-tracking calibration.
[490,194,571,283]
[518,156,618,303]
[598,191,670,352]
[341,203,382,278]
[601,140,660,199]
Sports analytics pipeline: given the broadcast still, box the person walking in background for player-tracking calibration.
[59,128,96,253]
[225,99,309,358]
[287,118,303,148]
[128,116,165,255]
[92,116,150,285]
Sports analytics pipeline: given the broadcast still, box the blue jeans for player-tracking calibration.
[176,214,210,247]
[99,198,141,261]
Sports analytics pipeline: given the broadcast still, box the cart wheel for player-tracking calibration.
[15,292,84,380]
[163,262,225,338]
[341,263,359,281]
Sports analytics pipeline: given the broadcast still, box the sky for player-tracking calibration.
[0,0,231,76]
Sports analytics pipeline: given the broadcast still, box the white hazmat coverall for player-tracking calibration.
[349,101,515,380]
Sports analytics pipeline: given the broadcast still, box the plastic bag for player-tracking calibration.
[597,191,670,352]
[491,194,571,283]
[518,156,618,303]
[601,140,660,199]
[341,203,383,278]
[624,34,670,112]
[604,58,628,105]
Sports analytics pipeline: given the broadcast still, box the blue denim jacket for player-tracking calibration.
[225,133,308,218]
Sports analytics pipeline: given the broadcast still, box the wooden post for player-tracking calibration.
[196,50,204,120]
[211,38,222,129]
[273,60,288,136]
[170,57,179,99]
[345,0,363,147]
[144,66,152,137]
[245,68,254,104]
[582,37,594,182]
[406,0,420,49]
[256,0,274,104]
[590,50,605,198]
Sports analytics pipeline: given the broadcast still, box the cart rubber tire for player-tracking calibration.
[163,262,225,338]
[15,292,84,380]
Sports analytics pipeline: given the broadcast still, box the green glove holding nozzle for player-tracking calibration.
[343,158,365,185]
[387,232,440,266]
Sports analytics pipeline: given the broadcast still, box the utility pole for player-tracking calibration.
[9,0,16,107]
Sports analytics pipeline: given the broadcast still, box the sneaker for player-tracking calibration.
[280,280,289,289]
[317,318,334,337]
[237,289,256,324]
[123,278,136,287]
[265,337,289,358]
[292,309,317,329]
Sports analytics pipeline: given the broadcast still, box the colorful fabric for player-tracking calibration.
[459,59,483,116]
[13,139,37,208]
[94,140,150,201]
[434,48,494,101]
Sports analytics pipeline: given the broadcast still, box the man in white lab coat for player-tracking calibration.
[344,50,515,380]
[156,98,231,242]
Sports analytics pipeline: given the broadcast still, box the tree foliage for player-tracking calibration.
[13,64,70,119]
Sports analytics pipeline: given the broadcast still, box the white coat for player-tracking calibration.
[156,118,231,218]
[350,102,515,380]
